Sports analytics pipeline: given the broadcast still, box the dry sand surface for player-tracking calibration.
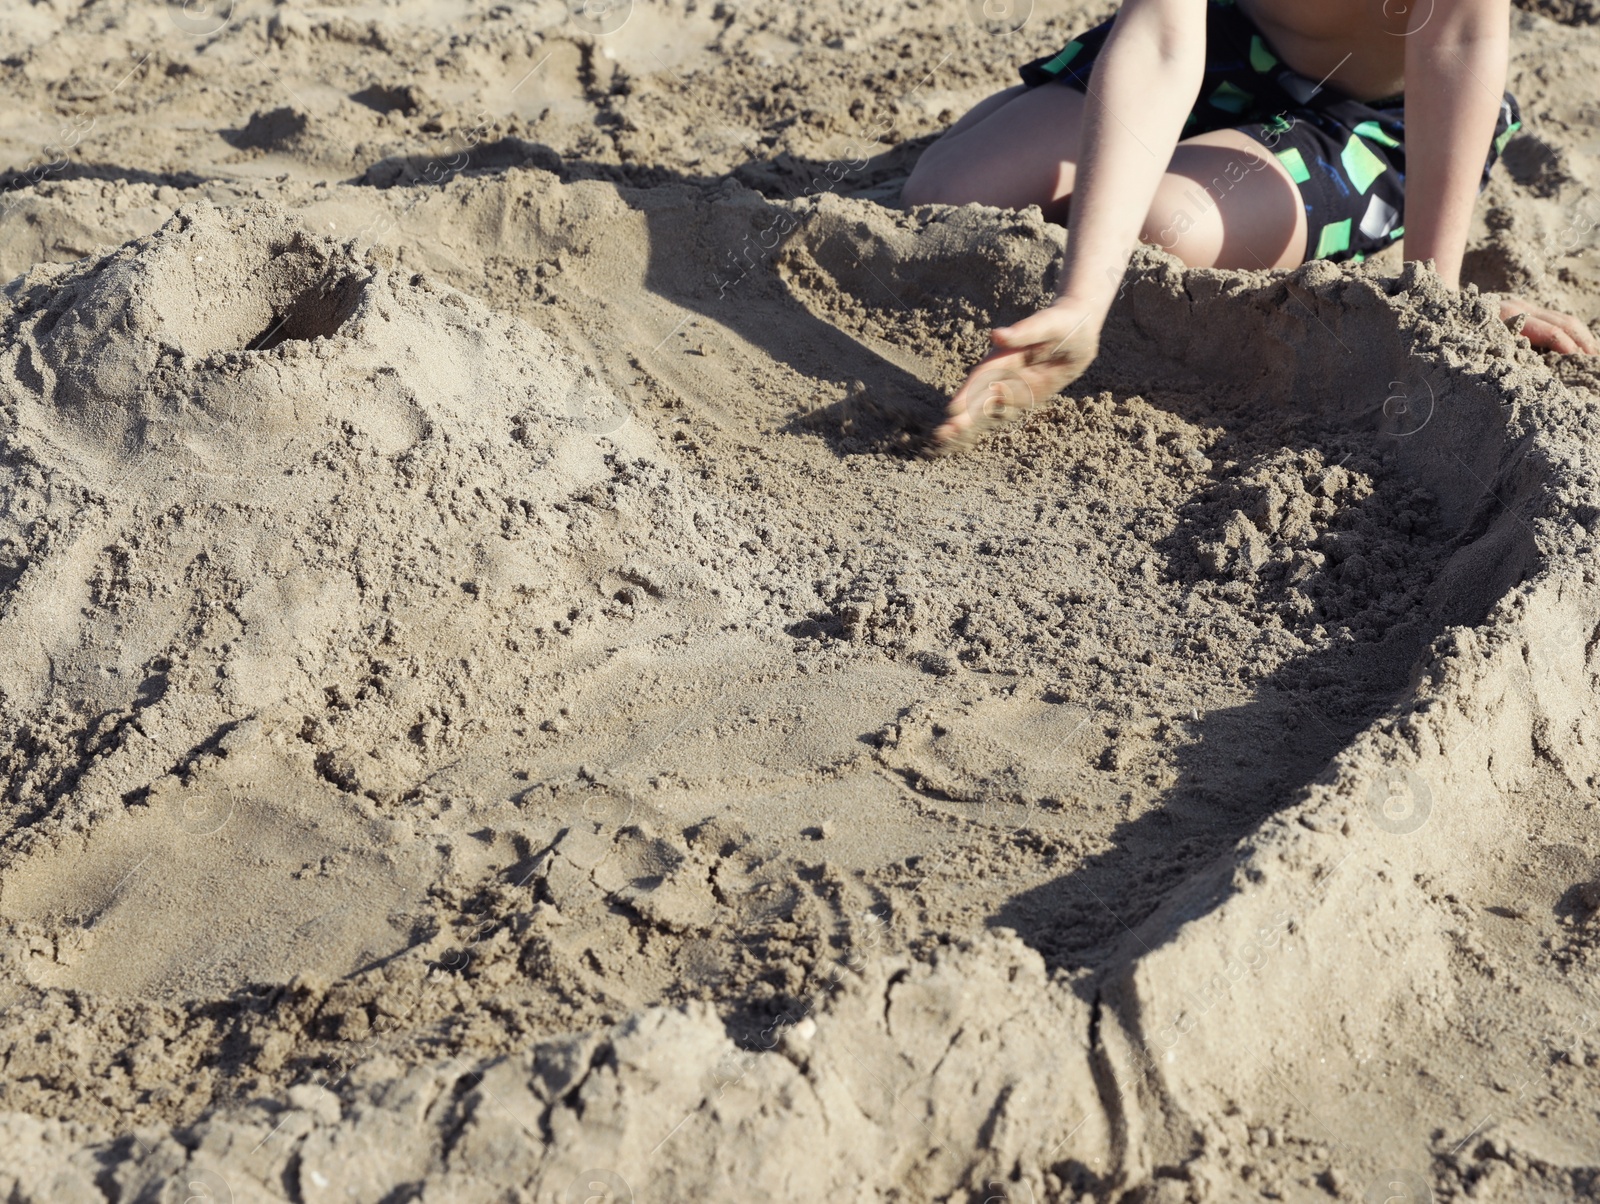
[1,1,1600,1201]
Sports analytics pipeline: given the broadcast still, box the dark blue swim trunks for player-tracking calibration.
[1019,0,1522,263]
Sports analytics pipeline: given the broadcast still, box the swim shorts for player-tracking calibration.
[1019,0,1522,263]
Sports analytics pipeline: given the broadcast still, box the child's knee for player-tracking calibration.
[1138,186,1188,251]
[900,173,937,208]
[1139,179,1215,262]
[901,158,953,208]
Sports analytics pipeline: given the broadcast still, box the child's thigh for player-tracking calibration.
[936,84,1087,165]
[903,85,1088,214]
[933,85,1032,143]
[1147,129,1308,270]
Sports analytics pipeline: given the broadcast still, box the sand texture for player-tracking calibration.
[2,1,1600,1201]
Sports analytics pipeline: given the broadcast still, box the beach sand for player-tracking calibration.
[2,1,1600,1200]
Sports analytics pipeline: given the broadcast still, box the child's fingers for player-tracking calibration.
[1524,315,1580,355]
[966,349,1035,397]
[1555,313,1599,355]
[1540,323,1574,354]
[991,309,1071,349]
[1550,323,1587,354]
[950,361,1031,423]
[934,354,1038,447]
[1500,299,1598,355]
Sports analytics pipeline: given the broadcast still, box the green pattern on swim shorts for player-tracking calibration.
[1341,134,1387,194]
[1208,80,1253,113]
[1389,225,1404,241]
[1494,120,1522,156]
[1351,119,1401,149]
[1038,41,1083,77]
[1249,35,1277,72]
[1275,146,1311,184]
[1315,219,1353,259]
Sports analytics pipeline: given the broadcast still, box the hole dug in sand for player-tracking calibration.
[6,202,371,458]
[1,203,469,467]
[242,260,364,352]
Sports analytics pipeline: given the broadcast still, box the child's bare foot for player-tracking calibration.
[931,298,1102,452]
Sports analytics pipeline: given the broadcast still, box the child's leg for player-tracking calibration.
[1143,130,1308,270]
[904,103,1307,271]
[901,85,1087,222]
[927,84,1032,142]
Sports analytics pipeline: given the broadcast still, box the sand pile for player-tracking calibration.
[0,199,732,859]
[1,0,1599,1200]
[0,197,784,1084]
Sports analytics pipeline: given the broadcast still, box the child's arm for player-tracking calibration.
[1048,0,1205,319]
[933,0,1206,446]
[1404,0,1596,353]
[1400,0,1509,289]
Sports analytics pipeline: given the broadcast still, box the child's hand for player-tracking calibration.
[1497,294,1598,355]
[932,299,1103,450]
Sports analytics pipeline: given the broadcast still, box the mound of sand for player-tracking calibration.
[0,196,759,1013]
